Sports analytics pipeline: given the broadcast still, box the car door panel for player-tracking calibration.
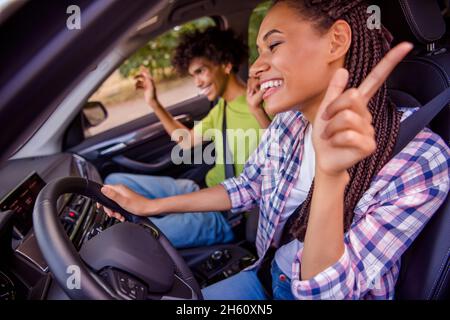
[70,96,213,179]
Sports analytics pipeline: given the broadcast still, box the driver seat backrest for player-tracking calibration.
[379,0,450,299]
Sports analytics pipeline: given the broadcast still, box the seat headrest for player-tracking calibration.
[379,0,446,45]
[400,0,446,43]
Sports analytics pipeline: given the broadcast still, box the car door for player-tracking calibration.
[69,95,213,180]
[66,17,218,180]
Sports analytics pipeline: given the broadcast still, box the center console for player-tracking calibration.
[180,244,257,288]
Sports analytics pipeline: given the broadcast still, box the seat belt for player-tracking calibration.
[392,87,450,155]
[222,100,242,225]
[222,100,236,179]
[256,88,450,294]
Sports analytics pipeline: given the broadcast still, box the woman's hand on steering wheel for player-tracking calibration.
[100,184,155,221]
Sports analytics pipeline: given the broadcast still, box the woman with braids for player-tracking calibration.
[100,0,450,299]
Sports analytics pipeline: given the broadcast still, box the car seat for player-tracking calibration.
[378,0,450,300]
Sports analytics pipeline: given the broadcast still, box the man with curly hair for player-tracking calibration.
[104,27,271,248]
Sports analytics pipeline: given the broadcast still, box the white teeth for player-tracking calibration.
[199,85,212,95]
[261,80,283,91]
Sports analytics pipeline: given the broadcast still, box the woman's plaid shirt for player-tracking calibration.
[222,110,450,299]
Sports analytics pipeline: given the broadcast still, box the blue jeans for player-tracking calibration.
[104,173,234,249]
[202,260,295,300]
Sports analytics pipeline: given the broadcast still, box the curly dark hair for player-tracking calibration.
[271,0,402,242]
[172,27,248,75]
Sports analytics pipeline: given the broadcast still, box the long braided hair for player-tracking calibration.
[272,0,403,241]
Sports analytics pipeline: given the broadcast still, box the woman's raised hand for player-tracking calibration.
[312,42,413,177]
[247,75,265,113]
[99,184,155,221]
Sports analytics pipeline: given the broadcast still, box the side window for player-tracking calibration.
[86,17,216,137]
[248,1,272,65]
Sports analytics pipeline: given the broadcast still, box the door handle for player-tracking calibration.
[99,143,127,156]
[111,154,173,174]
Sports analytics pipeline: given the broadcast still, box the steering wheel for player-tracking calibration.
[33,177,203,300]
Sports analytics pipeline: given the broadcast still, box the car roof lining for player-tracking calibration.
[124,0,262,44]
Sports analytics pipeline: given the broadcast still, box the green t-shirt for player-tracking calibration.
[193,95,264,187]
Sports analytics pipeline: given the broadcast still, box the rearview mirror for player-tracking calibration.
[82,101,108,128]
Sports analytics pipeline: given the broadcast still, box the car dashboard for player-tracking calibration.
[0,152,258,300]
[0,153,114,300]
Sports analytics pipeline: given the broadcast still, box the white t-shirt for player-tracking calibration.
[273,123,315,278]
[272,124,315,245]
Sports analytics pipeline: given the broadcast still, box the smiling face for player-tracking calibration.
[251,2,343,117]
[188,57,231,101]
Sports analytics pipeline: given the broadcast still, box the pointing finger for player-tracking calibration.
[359,42,413,100]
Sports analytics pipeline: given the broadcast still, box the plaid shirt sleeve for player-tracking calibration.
[221,116,280,213]
[290,130,450,300]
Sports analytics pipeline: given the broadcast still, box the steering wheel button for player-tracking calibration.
[127,278,135,289]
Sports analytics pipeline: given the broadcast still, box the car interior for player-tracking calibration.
[0,0,448,300]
